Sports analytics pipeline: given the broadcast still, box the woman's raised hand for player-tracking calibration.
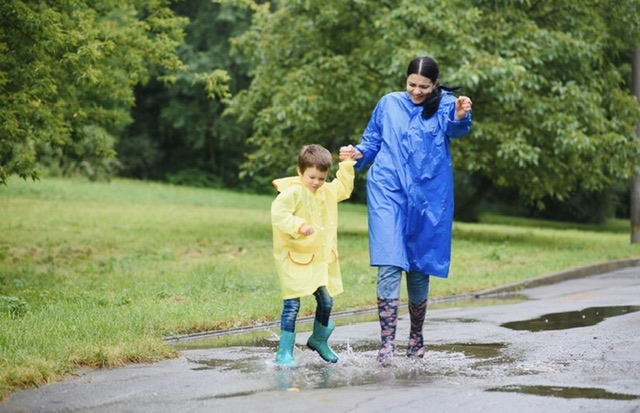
[455,96,473,120]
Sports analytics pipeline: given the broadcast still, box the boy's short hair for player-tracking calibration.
[298,144,332,173]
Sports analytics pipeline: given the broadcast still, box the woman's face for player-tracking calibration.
[406,73,437,105]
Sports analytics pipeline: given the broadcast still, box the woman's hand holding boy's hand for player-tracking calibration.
[339,145,363,161]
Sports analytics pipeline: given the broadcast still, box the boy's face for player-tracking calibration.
[298,166,328,192]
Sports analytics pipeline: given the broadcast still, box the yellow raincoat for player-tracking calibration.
[271,161,356,300]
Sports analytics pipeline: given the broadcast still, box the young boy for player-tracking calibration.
[271,144,356,367]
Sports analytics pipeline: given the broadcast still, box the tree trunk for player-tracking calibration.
[631,48,640,244]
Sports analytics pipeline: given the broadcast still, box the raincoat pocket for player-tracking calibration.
[288,251,315,265]
[280,251,317,298]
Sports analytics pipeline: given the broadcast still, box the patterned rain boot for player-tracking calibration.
[407,299,428,358]
[275,330,297,367]
[307,320,339,363]
[377,298,399,364]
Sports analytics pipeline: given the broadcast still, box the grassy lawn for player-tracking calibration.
[1,177,639,400]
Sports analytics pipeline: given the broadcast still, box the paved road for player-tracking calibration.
[2,265,640,413]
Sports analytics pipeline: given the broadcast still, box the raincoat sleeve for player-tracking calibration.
[330,161,356,202]
[271,187,306,239]
[444,101,472,139]
[354,100,384,172]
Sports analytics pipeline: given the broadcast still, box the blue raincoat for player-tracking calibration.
[355,90,472,278]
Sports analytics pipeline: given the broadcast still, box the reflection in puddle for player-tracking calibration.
[192,348,442,397]
[500,305,640,332]
[188,340,512,398]
[348,342,507,360]
[487,385,640,400]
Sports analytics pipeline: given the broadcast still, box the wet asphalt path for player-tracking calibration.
[2,262,640,413]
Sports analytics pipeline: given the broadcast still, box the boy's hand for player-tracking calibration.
[339,145,363,161]
[299,224,315,236]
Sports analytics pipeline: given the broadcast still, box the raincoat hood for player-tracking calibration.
[272,176,303,193]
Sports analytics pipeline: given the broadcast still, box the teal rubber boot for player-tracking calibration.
[307,320,339,363]
[275,331,297,367]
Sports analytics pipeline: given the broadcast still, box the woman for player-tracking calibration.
[340,56,472,364]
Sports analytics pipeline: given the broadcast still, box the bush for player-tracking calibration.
[530,187,625,224]
[165,168,222,189]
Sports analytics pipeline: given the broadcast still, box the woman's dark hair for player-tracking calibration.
[407,56,461,119]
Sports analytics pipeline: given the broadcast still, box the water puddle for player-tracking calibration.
[189,346,444,396]
[500,305,640,332]
[171,295,524,397]
[349,342,506,360]
[185,339,513,398]
[487,385,640,400]
[170,300,639,402]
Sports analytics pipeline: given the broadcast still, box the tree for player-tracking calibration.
[632,48,640,243]
[0,0,229,184]
[117,0,252,188]
[226,0,640,205]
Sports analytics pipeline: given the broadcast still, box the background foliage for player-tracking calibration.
[0,0,230,184]
[2,0,640,222]
[116,0,253,188]
[227,0,640,212]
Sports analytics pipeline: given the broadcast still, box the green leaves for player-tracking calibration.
[0,0,191,184]
[115,0,253,187]
[227,0,640,204]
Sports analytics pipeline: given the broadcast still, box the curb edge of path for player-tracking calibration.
[470,256,640,297]
[164,256,640,343]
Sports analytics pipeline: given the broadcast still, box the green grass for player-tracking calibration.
[1,177,639,400]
